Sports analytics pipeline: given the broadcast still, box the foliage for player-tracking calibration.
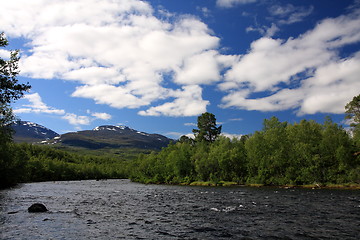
[345,94,360,150]
[0,33,31,188]
[1,143,129,188]
[131,114,360,186]
[345,94,360,126]
[193,112,222,143]
[0,33,30,106]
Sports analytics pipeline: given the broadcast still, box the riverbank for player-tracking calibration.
[181,181,360,189]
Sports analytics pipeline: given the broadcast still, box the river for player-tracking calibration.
[0,179,359,239]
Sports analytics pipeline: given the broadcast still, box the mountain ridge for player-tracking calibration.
[12,121,173,150]
[11,121,60,143]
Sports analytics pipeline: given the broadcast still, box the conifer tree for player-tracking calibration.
[193,112,222,143]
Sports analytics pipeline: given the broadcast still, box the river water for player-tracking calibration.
[0,179,359,239]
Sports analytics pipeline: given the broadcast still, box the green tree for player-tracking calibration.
[345,94,360,150]
[345,94,360,126]
[245,117,289,185]
[286,120,322,184]
[1,33,30,109]
[0,33,31,188]
[1,33,30,138]
[193,112,222,143]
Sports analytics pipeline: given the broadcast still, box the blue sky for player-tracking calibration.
[1,0,360,139]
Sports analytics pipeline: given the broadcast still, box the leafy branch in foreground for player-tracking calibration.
[0,32,31,188]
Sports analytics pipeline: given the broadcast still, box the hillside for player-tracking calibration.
[12,122,173,155]
[48,125,173,150]
[11,121,60,143]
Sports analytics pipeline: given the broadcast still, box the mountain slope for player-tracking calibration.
[47,125,173,150]
[12,121,60,143]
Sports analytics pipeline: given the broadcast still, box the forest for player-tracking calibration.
[130,115,360,186]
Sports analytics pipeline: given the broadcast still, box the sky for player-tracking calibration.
[1,0,360,139]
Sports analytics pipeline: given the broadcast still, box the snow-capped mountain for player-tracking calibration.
[49,125,173,150]
[11,121,60,143]
[12,122,173,150]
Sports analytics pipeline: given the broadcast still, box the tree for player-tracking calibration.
[345,94,360,127]
[0,33,31,188]
[345,94,360,151]
[1,32,31,135]
[178,135,194,145]
[193,112,222,143]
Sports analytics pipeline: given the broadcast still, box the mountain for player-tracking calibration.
[51,125,173,150]
[12,121,60,143]
[12,121,173,151]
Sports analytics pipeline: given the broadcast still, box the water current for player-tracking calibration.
[0,179,359,239]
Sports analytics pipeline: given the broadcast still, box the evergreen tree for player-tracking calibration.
[345,94,360,126]
[193,112,222,143]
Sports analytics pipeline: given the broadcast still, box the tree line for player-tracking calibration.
[130,112,360,186]
[0,143,128,188]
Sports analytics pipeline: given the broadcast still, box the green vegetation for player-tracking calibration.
[192,112,222,143]
[1,142,130,188]
[0,32,31,188]
[130,114,360,187]
[19,143,128,182]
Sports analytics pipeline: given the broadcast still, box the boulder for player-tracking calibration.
[28,203,48,213]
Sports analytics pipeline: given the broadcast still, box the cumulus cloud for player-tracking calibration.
[221,10,360,115]
[14,93,112,126]
[174,50,221,85]
[217,0,257,8]
[138,85,209,116]
[62,113,91,126]
[0,0,221,117]
[90,112,112,120]
[13,93,65,115]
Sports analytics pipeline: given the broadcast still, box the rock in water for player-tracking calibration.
[28,203,48,213]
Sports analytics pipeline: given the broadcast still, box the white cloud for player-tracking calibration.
[90,112,112,120]
[14,93,65,115]
[246,23,279,37]
[221,132,243,139]
[0,49,11,59]
[174,50,221,85]
[62,113,91,126]
[198,7,212,18]
[217,0,257,8]
[138,85,209,117]
[14,93,112,126]
[0,0,221,117]
[268,4,314,25]
[72,84,151,109]
[221,10,360,115]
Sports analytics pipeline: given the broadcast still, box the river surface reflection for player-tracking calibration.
[0,179,359,239]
